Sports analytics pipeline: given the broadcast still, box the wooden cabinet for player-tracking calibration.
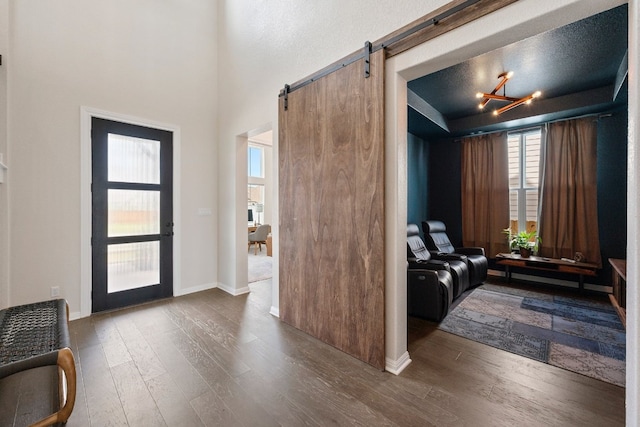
[608,258,626,328]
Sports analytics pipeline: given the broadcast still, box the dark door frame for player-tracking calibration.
[91,117,174,312]
[80,108,181,318]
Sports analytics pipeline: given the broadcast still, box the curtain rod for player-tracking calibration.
[452,110,620,142]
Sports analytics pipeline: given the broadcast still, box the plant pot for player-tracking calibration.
[519,247,532,258]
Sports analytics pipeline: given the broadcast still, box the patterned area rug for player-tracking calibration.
[439,283,626,387]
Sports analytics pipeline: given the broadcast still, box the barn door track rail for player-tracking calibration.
[280,0,517,109]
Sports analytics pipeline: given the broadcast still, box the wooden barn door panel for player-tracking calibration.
[279,49,385,369]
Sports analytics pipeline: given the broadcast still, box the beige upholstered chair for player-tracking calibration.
[248,224,271,255]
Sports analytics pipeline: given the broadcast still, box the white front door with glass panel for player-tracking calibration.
[91,118,173,312]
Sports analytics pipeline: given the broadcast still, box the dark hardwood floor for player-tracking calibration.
[57,277,623,426]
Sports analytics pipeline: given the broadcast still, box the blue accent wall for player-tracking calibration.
[427,139,463,246]
[407,133,429,228]
[597,109,628,281]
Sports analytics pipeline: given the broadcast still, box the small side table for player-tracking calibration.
[608,258,626,328]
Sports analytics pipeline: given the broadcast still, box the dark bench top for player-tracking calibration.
[0,298,76,426]
[0,299,70,379]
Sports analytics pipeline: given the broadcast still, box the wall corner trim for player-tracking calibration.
[217,282,250,296]
[0,160,6,183]
[385,351,412,375]
[269,306,280,318]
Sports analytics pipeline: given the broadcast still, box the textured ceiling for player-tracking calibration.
[407,4,628,139]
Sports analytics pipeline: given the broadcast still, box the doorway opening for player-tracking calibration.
[235,125,277,315]
[247,130,274,285]
[385,0,630,375]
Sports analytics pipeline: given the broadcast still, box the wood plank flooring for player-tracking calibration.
[53,278,625,426]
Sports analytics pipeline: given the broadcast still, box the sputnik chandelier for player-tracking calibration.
[476,71,541,115]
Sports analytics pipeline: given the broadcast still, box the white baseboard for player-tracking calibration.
[217,282,250,296]
[69,281,243,320]
[385,351,412,375]
[174,282,217,297]
[269,306,279,317]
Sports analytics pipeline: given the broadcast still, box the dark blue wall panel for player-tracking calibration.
[597,109,628,282]
[407,133,429,228]
[427,139,462,246]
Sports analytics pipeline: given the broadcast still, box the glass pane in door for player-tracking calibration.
[108,189,160,237]
[108,134,160,184]
[107,242,160,293]
[107,132,162,294]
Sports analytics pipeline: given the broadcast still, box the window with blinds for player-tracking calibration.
[507,129,542,234]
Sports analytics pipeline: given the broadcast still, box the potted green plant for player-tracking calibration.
[503,228,540,258]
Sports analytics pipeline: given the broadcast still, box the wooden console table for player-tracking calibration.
[495,253,598,290]
[608,258,626,328]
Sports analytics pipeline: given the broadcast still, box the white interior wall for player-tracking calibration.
[628,0,639,422]
[6,0,218,315]
[0,0,8,309]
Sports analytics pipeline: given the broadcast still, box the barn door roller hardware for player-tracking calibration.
[280,39,373,108]
[280,0,496,100]
[364,41,372,78]
[283,84,290,111]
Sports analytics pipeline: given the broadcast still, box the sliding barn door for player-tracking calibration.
[279,50,385,369]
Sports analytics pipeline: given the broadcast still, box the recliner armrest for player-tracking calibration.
[455,247,486,257]
[424,259,450,271]
[408,258,450,271]
[430,252,468,263]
